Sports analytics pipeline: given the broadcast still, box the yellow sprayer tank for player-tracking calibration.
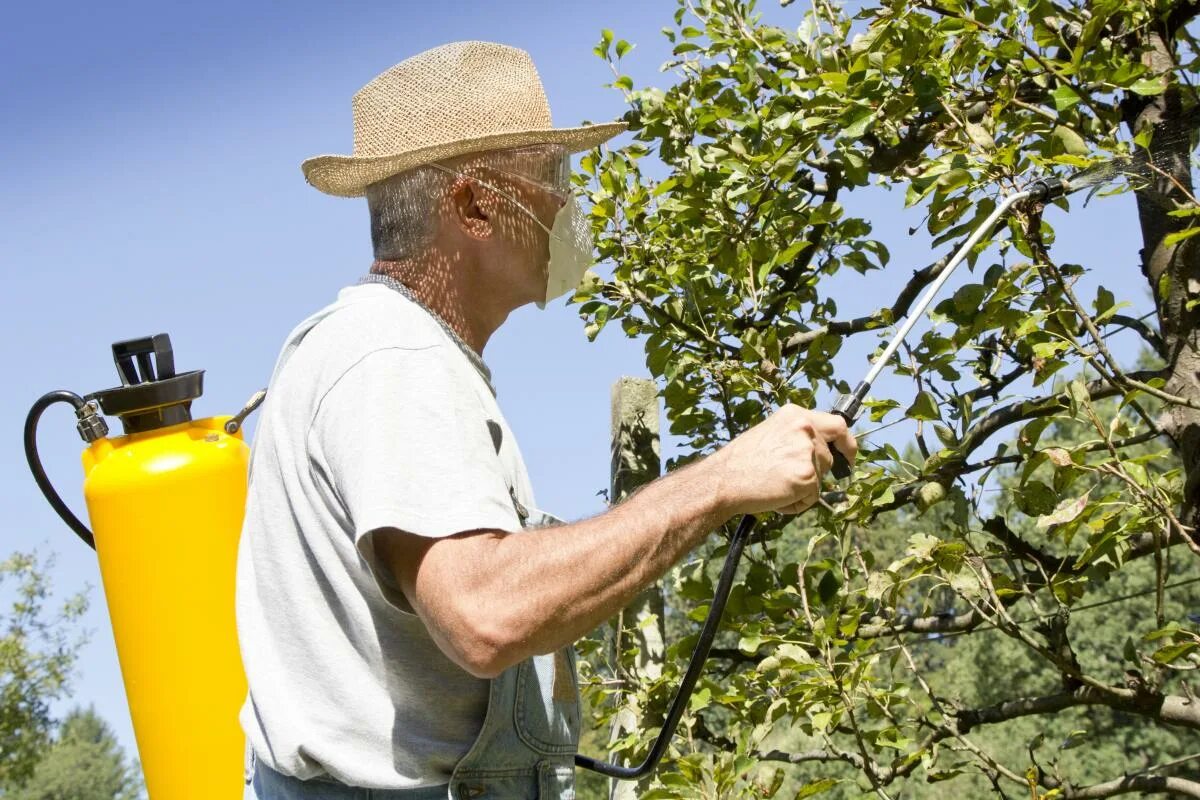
[25,334,253,799]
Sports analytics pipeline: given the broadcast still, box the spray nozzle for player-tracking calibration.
[1024,176,1069,202]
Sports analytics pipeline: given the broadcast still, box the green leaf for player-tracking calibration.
[1036,490,1091,529]
[916,482,947,512]
[817,570,841,605]
[1163,227,1200,248]
[1060,729,1089,750]
[651,177,677,196]
[1130,76,1166,96]
[905,391,941,421]
[842,110,875,139]
[687,686,712,712]
[737,631,763,655]
[933,423,958,448]
[1094,285,1115,317]
[1067,378,1090,416]
[863,398,901,422]
[1051,85,1080,111]
[595,28,614,59]
[906,533,941,561]
[1052,125,1089,156]
[1016,481,1057,516]
[794,777,838,797]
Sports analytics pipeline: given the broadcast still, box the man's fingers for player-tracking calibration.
[779,483,820,515]
[810,435,834,478]
[809,411,857,467]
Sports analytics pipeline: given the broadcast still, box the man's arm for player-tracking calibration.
[372,405,855,679]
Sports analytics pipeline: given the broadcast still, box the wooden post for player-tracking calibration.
[607,377,665,800]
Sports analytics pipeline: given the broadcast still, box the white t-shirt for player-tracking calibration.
[235,283,536,789]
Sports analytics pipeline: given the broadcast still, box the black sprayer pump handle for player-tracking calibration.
[112,334,176,386]
[829,381,870,479]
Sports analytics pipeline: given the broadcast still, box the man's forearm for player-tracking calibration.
[384,404,854,678]
[400,457,732,677]
[490,458,729,659]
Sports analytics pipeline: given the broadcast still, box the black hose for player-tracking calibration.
[575,513,757,779]
[24,391,96,550]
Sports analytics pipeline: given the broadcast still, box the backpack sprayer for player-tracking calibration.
[23,334,264,800]
[24,170,1103,790]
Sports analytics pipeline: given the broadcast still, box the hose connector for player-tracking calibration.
[1025,177,1068,202]
[75,400,109,443]
[832,381,871,426]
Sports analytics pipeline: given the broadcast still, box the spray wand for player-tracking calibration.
[577,175,1072,779]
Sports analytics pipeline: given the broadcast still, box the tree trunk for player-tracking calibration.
[607,377,664,800]
[1125,24,1200,525]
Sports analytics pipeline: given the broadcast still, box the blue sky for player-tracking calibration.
[0,0,1153,785]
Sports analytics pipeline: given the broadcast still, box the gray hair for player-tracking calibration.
[365,164,454,261]
[366,145,568,260]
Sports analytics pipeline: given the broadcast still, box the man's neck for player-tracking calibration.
[369,259,507,354]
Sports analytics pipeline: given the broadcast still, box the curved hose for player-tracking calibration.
[576,513,757,779]
[24,391,97,550]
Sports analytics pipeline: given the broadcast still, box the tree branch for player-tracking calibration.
[958,430,1164,478]
[855,524,1191,640]
[782,251,954,356]
[928,370,1167,473]
[956,685,1200,733]
[1106,313,1166,358]
[857,608,985,639]
[1053,773,1200,799]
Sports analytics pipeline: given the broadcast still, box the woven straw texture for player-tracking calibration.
[302,41,626,197]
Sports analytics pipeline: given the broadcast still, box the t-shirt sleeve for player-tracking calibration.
[308,345,520,612]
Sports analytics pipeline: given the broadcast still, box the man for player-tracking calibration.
[236,41,855,800]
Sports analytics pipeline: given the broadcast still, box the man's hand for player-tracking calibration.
[705,405,856,517]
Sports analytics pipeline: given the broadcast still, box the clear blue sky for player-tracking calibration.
[0,0,1152,782]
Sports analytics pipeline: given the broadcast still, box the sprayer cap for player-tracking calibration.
[85,334,204,435]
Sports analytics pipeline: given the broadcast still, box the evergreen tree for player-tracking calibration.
[10,707,143,800]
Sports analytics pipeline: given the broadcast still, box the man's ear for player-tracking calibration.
[450,176,493,241]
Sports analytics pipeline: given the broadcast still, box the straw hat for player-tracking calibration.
[301,41,627,197]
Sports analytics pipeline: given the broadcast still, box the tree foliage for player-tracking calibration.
[0,553,88,790]
[8,706,143,800]
[575,0,1200,796]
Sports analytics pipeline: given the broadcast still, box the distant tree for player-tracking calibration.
[0,552,88,790]
[9,706,142,800]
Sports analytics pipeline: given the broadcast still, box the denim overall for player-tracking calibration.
[250,505,581,800]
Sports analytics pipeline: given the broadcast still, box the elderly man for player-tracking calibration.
[236,41,855,800]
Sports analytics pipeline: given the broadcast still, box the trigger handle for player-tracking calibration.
[828,381,869,480]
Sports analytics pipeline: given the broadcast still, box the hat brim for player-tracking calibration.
[301,121,627,197]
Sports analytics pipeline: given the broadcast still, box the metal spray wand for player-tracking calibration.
[827,179,1064,473]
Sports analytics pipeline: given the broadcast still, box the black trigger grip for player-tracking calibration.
[828,380,870,480]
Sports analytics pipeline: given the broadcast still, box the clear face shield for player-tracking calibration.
[430,145,593,309]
